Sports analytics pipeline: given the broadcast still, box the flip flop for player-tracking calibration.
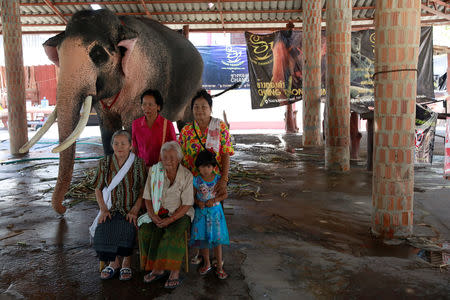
[119,267,132,281]
[216,269,229,280]
[164,277,184,289]
[199,265,212,275]
[100,266,119,280]
[143,272,166,283]
[191,254,202,265]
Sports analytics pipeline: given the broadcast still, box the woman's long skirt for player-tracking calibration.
[138,215,190,271]
[93,213,136,262]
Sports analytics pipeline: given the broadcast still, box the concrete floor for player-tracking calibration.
[0,130,449,299]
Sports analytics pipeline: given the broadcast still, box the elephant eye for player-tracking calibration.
[89,45,109,66]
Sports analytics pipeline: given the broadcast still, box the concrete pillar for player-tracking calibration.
[1,0,28,155]
[366,117,374,171]
[302,0,322,146]
[325,0,351,171]
[372,0,421,238]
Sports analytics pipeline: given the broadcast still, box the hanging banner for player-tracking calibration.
[197,45,249,90]
[246,27,434,110]
[245,31,326,109]
[414,104,438,164]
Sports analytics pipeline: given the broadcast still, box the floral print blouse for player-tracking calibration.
[178,120,234,176]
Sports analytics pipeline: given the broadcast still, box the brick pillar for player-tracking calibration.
[372,0,421,238]
[302,0,322,146]
[1,0,28,155]
[325,0,351,171]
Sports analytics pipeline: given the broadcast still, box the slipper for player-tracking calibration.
[119,267,132,281]
[191,254,202,265]
[164,277,184,289]
[100,266,118,280]
[143,272,166,283]
[212,258,224,268]
[216,269,228,280]
[199,265,212,275]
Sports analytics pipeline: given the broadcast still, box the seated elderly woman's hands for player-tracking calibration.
[126,205,140,226]
[98,209,111,224]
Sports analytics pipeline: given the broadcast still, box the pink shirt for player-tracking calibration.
[132,114,176,167]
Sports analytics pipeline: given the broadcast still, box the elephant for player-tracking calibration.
[19,9,204,214]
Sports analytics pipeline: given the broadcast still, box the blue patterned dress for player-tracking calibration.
[190,174,230,249]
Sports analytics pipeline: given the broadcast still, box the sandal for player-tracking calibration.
[216,268,229,280]
[191,254,202,265]
[100,266,119,280]
[199,264,212,275]
[143,272,166,283]
[212,258,224,268]
[164,277,184,289]
[119,267,132,281]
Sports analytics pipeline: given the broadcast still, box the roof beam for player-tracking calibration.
[41,0,68,24]
[140,0,152,17]
[421,3,450,21]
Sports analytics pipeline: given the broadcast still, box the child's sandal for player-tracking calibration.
[216,269,228,280]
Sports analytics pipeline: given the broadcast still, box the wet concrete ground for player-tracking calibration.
[0,129,449,299]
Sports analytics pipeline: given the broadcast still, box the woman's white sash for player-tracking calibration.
[205,117,221,153]
[89,153,136,238]
[137,162,165,227]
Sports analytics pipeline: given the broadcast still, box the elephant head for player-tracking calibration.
[20,10,140,214]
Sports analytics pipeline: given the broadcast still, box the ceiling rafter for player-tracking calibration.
[421,3,450,21]
[139,0,152,17]
[41,0,67,24]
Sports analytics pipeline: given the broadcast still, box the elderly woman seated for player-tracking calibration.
[138,141,194,289]
[90,130,147,281]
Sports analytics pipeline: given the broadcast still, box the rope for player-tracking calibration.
[372,68,417,79]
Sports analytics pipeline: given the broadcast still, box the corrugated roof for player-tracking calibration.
[0,0,448,34]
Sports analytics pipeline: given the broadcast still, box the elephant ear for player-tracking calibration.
[118,23,138,77]
[118,38,137,77]
[43,31,65,67]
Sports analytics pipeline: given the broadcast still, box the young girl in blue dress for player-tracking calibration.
[190,150,230,279]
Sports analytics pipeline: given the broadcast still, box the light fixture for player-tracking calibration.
[208,3,214,9]
[90,4,102,10]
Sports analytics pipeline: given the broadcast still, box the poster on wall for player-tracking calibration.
[197,45,249,90]
[245,27,434,110]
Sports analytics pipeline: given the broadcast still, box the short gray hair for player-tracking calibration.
[111,130,132,147]
[160,141,183,161]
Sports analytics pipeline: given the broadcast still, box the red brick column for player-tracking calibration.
[1,0,28,155]
[325,0,351,171]
[372,0,421,238]
[302,0,322,146]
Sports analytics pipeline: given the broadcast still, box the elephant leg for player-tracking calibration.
[95,104,123,155]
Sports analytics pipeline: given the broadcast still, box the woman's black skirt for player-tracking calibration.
[93,213,136,261]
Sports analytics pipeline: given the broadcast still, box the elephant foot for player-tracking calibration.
[52,202,67,215]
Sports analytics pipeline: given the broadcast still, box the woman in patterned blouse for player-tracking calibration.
[178,89,234,192]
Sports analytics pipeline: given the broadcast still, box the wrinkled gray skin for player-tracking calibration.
[44,9,203,213]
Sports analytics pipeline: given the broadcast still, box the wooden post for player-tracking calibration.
[350,112,362,159]
[285,21,297,134]
[366,117,374,171]
[0,0,28,155]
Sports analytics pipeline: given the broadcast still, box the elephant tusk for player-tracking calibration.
[52,96,92,153]
[19,108,57,153]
